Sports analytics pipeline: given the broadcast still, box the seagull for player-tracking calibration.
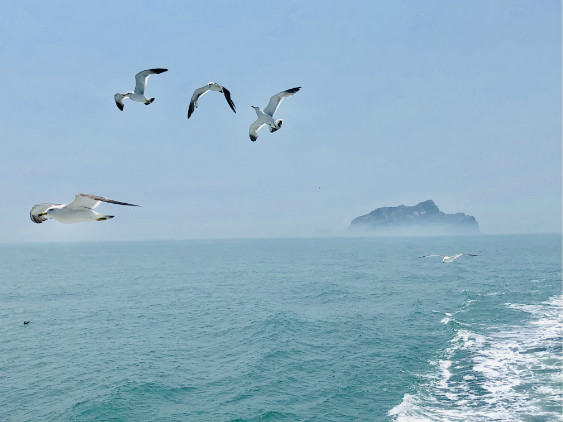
[187,82,236,118]
[249,87,301,142]
[420,253,478,263]
[30,193,139,224]
[114,68,168,111]
[23,321,30,325]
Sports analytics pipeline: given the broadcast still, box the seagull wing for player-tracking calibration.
[30,203,60,224]
[114,93,126,111]
[464,254,479,256]
[263,87,301,116]
[134,68,168,95]
[420,254,444,258]
[187,85,211,119]
[249,119,266,142]
[67,193,139,210]
[222,87,236,114]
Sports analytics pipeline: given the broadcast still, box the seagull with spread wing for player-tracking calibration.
[249,87,301,142]
[114,68,168,111]
[30,194,139,224]
[420,253,478,263]
[187,82,236,118]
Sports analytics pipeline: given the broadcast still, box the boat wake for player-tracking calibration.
[389,295,563,422]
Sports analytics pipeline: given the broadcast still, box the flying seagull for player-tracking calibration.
[420,253,478,263]
[30,193,139,224]
[249,87,301,142]
[114,68,168,111]
[187,82,236,118]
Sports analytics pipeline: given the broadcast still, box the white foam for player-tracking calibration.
[388,295,563,422]
[437,360,452,390]
[387,394,435,422]
[440,312,472,327]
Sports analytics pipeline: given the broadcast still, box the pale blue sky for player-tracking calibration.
[1,1,561,242]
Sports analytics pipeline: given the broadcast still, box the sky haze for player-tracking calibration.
[1,1,561,242]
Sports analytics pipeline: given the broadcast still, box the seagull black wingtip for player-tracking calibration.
[30,214,43,224]
[222,88,237,113]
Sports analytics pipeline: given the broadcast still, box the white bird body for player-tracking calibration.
[115,68,168,111]
[253,107,276,125]
[249,87,300,142]
[30,194,139,224]
[120,92,147,103]
[420,253,478,263]
[46,206,104,224]
[208,83,223,93]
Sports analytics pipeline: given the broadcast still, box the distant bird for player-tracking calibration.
[23,321,30,325]
[114,68,168,111]
[30,193,139,224]
[420,253,478,263]
[249,87,301,142]
[187,82,236,118]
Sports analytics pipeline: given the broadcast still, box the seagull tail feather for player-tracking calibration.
[96,215,114,221]
[270,119,283,133]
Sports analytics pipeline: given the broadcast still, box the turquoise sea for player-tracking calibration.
[1,235,561,422]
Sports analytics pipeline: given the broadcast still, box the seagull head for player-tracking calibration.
[38,207,56,217]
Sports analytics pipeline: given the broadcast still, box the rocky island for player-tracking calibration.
[349,200,479,235]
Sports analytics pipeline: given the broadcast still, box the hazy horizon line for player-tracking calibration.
[1,232,561,245]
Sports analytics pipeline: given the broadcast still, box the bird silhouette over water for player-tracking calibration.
[420,253,478,263]
[30,193,139,224]
[23,321,30,325]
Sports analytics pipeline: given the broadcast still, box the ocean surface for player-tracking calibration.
[0,235,561,422]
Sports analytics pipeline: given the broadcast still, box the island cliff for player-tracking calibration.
[349,200,479,235]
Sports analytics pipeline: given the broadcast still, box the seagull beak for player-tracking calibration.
[38,212,47,216]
